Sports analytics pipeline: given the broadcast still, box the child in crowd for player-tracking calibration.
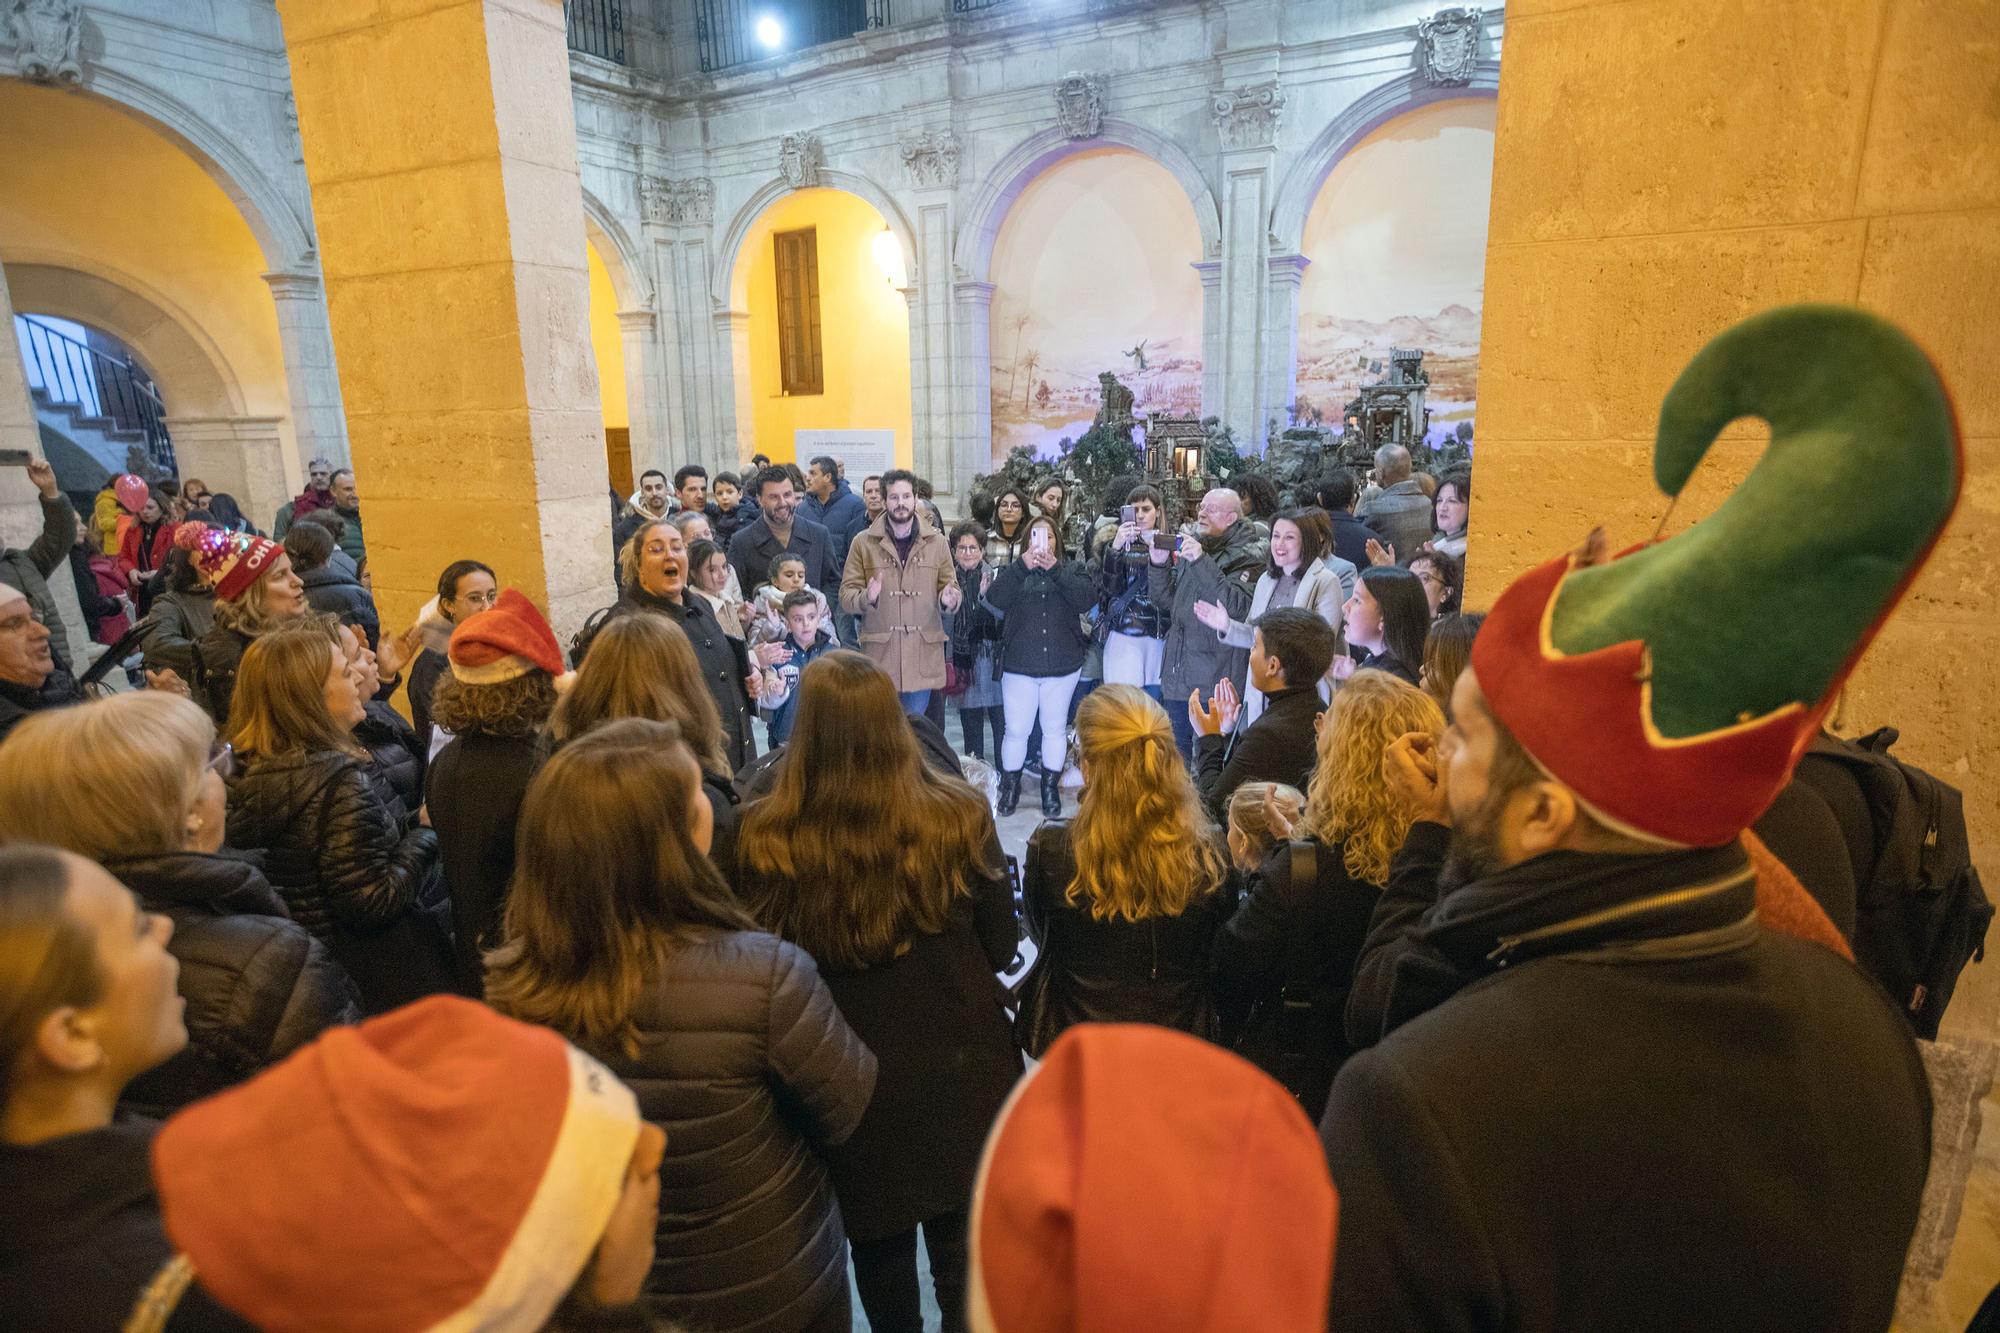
[1225,781,1306,875]
[754,590,838,747]
[747,553,830,650]
[711,471,752,544]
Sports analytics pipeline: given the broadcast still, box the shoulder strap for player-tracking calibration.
[1278,839,1319,996]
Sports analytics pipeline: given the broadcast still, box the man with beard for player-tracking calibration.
[840,469,960,714]
[1316,307,1944,1332]
[607,516,759,769]
[728,466,835,604]
[1150,487,1268,758]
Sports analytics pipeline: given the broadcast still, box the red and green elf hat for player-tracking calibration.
[1472,305,1962,847]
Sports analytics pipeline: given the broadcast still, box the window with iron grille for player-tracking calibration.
[774,228,823,396]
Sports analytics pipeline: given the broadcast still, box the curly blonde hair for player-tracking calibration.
[1299,669,1445,885]
[1068,685,1228,922]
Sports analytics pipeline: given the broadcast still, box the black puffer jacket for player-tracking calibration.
[225,749,452,1014]
[595,929,877,1333]
[1015,820,1235,1056]
[1099,543,1166,638]
[192,621,254,725]
[300,563,380,648]
[103,851,361,1118]
[985,558,1095,677]
[355,699,425,819]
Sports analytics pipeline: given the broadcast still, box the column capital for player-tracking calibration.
[616,308,657,333]
[1191,260,1223,285]
[261,270,323,300]
[1267,253,1311,287]
[713,308,751,332]
[953,279,997,306]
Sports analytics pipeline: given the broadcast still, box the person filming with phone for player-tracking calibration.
[986,514,1094,817]
[1,454,82,684]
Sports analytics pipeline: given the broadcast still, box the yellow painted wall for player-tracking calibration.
[735,187,912,466]
[585,240,627,431]
[0,81,291,448]
[1477,11,1999,1286]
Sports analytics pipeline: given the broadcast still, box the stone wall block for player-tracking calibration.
[356,407,539,501]
[485,3,587,176]
[1486,0,1882,245]
[1857,0,2000,215]
[511,263,603,417]
[312,161,515,281]
[1859,209,2000,439]
[324,264,531,417]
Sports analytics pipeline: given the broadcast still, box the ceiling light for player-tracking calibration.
[754,15,784,50]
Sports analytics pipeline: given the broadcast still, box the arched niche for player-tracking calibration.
[716,170,916,311]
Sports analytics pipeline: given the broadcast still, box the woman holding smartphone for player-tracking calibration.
[985,515,1094,818]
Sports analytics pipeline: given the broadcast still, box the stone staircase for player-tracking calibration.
[31,385,152,484]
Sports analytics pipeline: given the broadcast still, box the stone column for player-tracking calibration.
[1263,253,1310,434]
[616,307,668,482]
[641,190,731,477]
[713,309,753,472]
[161,415,290,540]
[1193,261,1223,422]
[0,260,86,668]
[907,196,957,495]
[261,270,350,487]
[951,280,996,485]
[1211,80,1285,449]
[275,0,613,643]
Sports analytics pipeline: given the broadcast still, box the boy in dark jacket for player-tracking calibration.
[753,590,837,748]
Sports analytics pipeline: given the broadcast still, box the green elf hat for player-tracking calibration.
[1471,305,1962,847]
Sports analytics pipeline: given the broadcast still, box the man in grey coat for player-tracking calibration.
[1,457,81,674]
[1356,444,1435,564]
[1148,488,1268,758]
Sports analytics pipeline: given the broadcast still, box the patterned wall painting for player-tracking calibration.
[987,148,1204,464]
[1296,97,1496,445]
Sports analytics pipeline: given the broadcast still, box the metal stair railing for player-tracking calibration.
[16,314,176,474]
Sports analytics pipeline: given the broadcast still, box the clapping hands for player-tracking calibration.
[1187,678,1241,738]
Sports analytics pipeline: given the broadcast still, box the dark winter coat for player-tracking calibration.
[1751,777,1859,939]
[609,587,756,770]
[1,493,78,672]
[1356,478,1434,564]
[1150,520,1266,703]
[355,699,425,819]
[1213,836,1377,1119]
[426,730,541,995]
[103,851,361,1118]
[0,1117,251,1332]
[225,748,452,1014]
[1326,509,1375,571]
[1322,825,1931,1332]
[728,512,837,606]
[985,557,1095,678]
[1016,819,1234,1056]
[69,545,129,645]
[1193,684,1324,822]
[711,497,757,546]
[1099,542,1166,638]
[818,865,1022,1242]
[595,929,878,1333]
[300,562,380,649]
[802,480,869,570]
[141,586,215,679]
[1356,646,1420,687]
[191,621,254,725]
[0,670,80,744]
[404,646,448,755]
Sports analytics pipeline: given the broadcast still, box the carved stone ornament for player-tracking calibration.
[640,175,715,226]
[1054,72,1107,141]
[1417,6,1483,87]
[899,130,961,190]
[7,0,83,85]
[778,133,825,190]
[1210,80,1285,151]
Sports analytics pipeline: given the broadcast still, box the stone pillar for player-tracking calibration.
[616,307,668,482]
[1193,261,1223,422]
[713,309,753,472]
[1263,253,1310,435]
[1215,162,1275,447]
[0,260,86,669]
[648,223,730,476]
[951,280,996,485]
[162,415,290,541]
[262,270,350,487]
[907,197,957,495]
[275,0,613,643]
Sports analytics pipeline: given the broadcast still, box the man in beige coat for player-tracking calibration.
[840,469,960,713]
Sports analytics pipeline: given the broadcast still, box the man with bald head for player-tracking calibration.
[1149,486,1269,757]
[1356,443,1435,565]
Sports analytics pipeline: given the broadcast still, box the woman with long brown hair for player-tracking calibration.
[222,625,452,1013]
[739,651,1018,1333]
[1214,669,1445,1116]
[1016,684,1235,1055]
[487,717,875,1333]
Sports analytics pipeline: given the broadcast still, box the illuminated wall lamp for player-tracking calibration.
[872,227,907,288]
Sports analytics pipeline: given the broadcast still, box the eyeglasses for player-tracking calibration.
[206,741,236,779]
[1414,570,1445,590]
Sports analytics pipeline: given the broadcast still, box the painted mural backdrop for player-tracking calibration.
[988,148,1204,463]
[1296,97,1495,445]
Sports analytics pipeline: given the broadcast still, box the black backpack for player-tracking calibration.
[1798,728,1992,1038]
[567,604,618,666]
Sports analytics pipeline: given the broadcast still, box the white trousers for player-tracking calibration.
[1102,632,1164,688]
[1001,670,1080,772]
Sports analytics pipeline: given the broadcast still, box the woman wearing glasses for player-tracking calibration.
[0,691,361,1116]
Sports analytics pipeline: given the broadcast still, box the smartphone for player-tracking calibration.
[0,449,33,467]
[1032,528,1050,556]
[1149,531,1175,552]
[1119,504,1136,526]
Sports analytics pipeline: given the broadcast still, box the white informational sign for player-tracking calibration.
[795,429,895,479]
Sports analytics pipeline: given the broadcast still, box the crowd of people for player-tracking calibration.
[0,318,1975,1333]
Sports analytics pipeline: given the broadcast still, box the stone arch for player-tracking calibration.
[72,69,316,271]
[716,169,918,310]
[5,259,244,417]
[954,120,1222,285]
[580,188,648,310]
[1270,63,1501,254]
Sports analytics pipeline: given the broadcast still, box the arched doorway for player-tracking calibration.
[12,310,172,488]
[727,187,913,471]
[584,237,633,495]
[985,147,1204,465]
[1294,98,1496,446]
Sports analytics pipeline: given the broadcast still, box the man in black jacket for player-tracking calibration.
[0,582,78,743]
[1318,307,1944,1332]
[728,466,835,600]
[1190,606,1334,820]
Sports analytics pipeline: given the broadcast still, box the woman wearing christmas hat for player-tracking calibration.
[177,523,307,725]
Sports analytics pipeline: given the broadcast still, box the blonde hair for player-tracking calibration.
[1068,685,1228,921]
[617,518,674,595]
[1299,670,1445,885]
[1226,781,1305,866]
[212,560,300,636]
[547,614,728,775]
[0,847,104,1109]
[227,627,363,761]
[0,693,212,859]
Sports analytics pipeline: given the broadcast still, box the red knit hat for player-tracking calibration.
[151,997,643,1332]
[968,1025,1337,1333]
[448,588,565,683]
[173,522,283,603]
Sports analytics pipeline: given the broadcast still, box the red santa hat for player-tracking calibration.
[968,1025,1338,1333]
[172,522,283,603]
[448,588,566,684]
[151,996,643,1332]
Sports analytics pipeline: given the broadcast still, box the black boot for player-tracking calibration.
[998,768,1023,817]
[1040,771,1062,818]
